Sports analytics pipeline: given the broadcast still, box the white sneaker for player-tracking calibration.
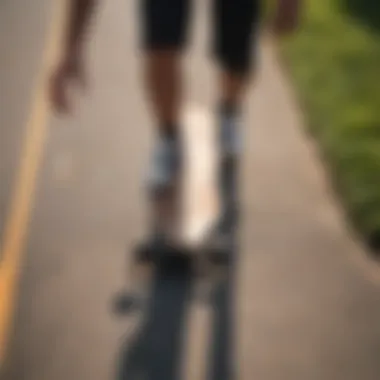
[220,114,242,159]
[147,136,181,191]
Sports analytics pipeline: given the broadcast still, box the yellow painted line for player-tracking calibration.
[0,0,66,365]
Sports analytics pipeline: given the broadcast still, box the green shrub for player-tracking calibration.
[281,0,380,250]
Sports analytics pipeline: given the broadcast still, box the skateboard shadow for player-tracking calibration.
[207,160,239,380]
[115,161,239,380]
[116,255,193,380]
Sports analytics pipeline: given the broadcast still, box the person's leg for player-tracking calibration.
[212,0,261,158]
[140,0,191,189]
[144,50,182,138]
[208,0,260,256]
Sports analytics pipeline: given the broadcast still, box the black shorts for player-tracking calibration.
[140,0,261,74]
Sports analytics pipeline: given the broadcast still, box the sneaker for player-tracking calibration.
[219,113,242,160]
[208,221,234,265]
[146,135,182,192]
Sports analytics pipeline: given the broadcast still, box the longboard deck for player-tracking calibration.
[180,104,221,251]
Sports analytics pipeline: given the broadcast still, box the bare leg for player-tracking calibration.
[219,69,251,115]
[213,0,260,158]
[139,50,184,252]
[144,50,182,137]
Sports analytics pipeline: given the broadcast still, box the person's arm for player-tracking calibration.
[273,0,302,35]
[50,0,99,113]
[64,0,98,58]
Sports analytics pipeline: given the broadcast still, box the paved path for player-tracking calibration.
[1,1,380,379]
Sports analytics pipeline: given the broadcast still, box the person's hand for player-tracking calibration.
[49,51,87,114]
[272,0,301,36]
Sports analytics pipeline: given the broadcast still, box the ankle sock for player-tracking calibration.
[220,101,240,119]
[160,123,179,141]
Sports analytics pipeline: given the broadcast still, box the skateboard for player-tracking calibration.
[135,105,231,267]
[116,106,239,313]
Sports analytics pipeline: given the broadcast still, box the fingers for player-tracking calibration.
[49,59,87,115]
[273,20,298,35]
[75,66,88,94]
[272,0,300,36]
[69,55,88,93]
[49,68,71,114]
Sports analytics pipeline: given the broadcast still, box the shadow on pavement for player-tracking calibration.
[114,162,239,380]
[343,0,380,32]
[207,241,237,380]
[207,160,239,380]
[116,255,193,380]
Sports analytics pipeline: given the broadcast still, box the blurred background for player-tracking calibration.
[0,0,379,379]
[280,0,380,251]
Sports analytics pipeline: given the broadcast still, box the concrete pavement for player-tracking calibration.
[1,0,380,379]
[0,0,53,252]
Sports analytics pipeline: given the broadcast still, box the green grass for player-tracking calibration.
[280,0,380,250]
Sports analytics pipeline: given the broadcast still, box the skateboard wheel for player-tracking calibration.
[113,292,142,315]
[134,242,155,263]
[209,248,231,265]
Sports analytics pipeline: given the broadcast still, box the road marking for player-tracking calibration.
[0,0,66,364]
